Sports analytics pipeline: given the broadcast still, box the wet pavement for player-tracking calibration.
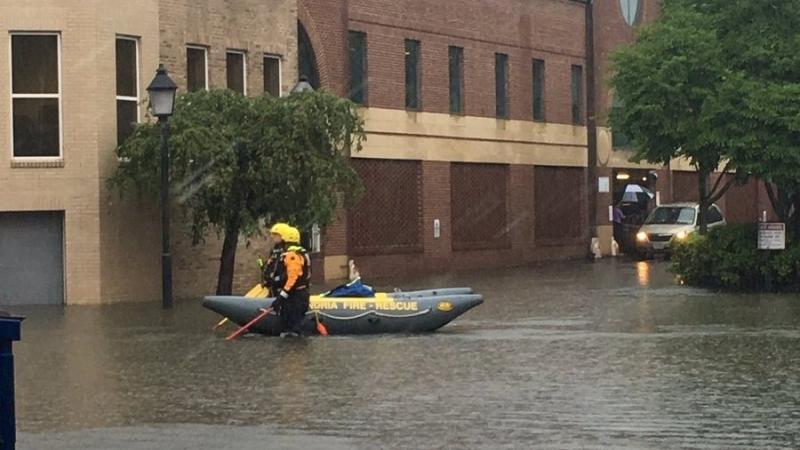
[11,259,800,449]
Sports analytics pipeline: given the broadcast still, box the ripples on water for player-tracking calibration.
[13,260,800,449]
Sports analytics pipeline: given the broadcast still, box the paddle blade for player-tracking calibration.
[316,321,329,336]
[244,284,264,298]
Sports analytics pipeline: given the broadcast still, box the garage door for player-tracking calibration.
[0,211,64,305]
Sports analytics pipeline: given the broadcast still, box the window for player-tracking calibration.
[11,33,61,158]
[263,55,282,96]
[186,46,208,92]
[226,51,246,95]
[348,31,367,104]
[495,53,509,118]
[532,59,545,121]
[404,39,421,110]
[620,0,642,26]
[571,64,583,124]
[611,97,633,148]
[116,37,139,145]
[448,46,464,114]
[645,207,696,225]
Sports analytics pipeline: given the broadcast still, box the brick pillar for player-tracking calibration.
[298,0,349,95]
[509,165,535,259]
[422,161,452,267]
[322,205,348,280]
[595,166,614,254]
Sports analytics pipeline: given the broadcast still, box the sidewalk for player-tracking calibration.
[18,424,361,450]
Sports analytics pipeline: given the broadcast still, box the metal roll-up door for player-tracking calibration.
[0,211,64,305]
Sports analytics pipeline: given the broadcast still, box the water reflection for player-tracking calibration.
[13,260,800,449]
[636,261,650,287]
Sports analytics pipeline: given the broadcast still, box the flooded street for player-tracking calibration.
[13,260,800,449]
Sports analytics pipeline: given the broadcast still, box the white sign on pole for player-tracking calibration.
[758,223,786,250]
[598,177,610,193]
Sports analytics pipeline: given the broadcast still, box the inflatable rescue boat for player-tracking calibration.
[203,285,483,336]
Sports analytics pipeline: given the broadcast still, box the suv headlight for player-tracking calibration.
[675,231,689,241]
[636,232,648,242]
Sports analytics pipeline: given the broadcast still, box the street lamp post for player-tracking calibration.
[146,64,178,309]
[290,75,316,250]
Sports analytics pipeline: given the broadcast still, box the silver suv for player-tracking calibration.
[635,202,726,258]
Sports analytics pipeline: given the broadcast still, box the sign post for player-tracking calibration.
[758,223,786,250]
[758,223,786,292]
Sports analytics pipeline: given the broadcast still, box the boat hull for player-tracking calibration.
[203,288,482,336]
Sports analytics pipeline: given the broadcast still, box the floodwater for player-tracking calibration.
[12,260,800,449]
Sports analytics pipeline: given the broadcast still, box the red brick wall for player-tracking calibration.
[509,165,536,250]
[535,166,586,246]
[672,171,699,203]
[346,0,585,123]
[595,0,661,125]
[348,159,424,255]
[422,161,452,262]
[347,161,585,281]
[450,163,510,250]
[297,0,349,95]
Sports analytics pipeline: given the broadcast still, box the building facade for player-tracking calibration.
[0,0,774,305]
[0,0,296,305]
[298,0,773,281]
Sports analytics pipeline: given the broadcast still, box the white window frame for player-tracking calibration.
[9,31,63,161]
[263,53,283,96]
[186,45,209,91]
[226,50,247,95]
[115,35,140,143]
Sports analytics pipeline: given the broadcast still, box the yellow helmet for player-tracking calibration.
[284,226,301,244]
[269,223,292,241]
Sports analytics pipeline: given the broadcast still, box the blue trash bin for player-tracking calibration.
[0,316,24,450]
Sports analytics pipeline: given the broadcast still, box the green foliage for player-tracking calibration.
[609,3,734,170]
[611,0,800,234]
[110,89,365,245]
[672,225,800,291]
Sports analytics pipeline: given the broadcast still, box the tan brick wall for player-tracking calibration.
[96,0,162,304]
[1,0,297,304]
[159,0,298,95]
[0,0,160,304]
[158,0,298,299]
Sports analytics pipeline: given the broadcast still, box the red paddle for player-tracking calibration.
[315,311,329,336]
[225,308,272,341]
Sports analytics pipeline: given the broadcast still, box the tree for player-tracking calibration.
[111,89,365,295]
[609,2,746,234]
[691,0,800,238]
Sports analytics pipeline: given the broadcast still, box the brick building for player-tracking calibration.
[297,0,773,281]
[0,0,295,305]
[0,0,773,305]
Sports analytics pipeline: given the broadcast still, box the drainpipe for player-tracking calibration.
[584,0,598,260]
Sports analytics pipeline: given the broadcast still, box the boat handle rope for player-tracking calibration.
[307,309,432,321]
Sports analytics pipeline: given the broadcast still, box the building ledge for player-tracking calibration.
[11,159,64,169]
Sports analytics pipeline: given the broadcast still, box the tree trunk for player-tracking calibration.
[764,181,786,223]
[698,168,710,235]
[216,222,240,295]
[216,143,249,296]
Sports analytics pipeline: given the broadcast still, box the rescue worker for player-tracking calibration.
[271,226,311,337]
[262,223,291,296]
